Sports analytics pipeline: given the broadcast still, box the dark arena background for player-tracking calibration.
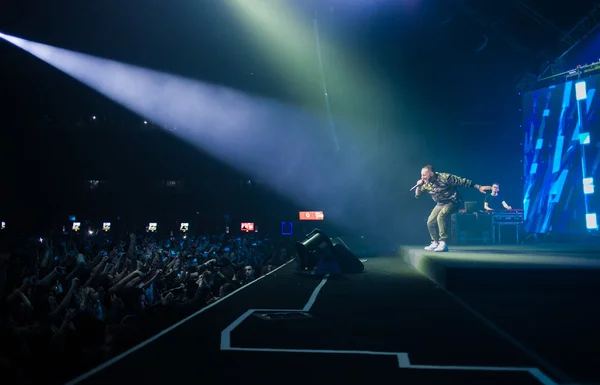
[1,1,600,385]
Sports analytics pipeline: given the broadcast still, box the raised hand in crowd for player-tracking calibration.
[50,278,79,319]
[160,291,175,306]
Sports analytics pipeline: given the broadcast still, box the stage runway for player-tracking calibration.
[64,244,600,385]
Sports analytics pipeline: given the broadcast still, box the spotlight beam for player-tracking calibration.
[0,33,399,243]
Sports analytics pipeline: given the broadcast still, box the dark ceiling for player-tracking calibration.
[1,0,597,76]
[435,0,599,71]
[0,0,598,123]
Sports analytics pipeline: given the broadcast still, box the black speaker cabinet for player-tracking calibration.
[451,213,492,245]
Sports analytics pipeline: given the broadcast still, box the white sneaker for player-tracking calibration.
[434,241,448,252]
[424,241,439,251]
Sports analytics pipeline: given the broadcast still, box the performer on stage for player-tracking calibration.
[484,183,512,211]
[414,165,490,252]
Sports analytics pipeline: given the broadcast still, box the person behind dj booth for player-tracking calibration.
[484,183,512,211]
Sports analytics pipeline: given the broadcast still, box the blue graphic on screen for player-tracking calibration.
[281,222,293,236]
[522,74,600,234]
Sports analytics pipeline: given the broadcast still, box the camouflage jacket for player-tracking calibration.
[416,172,474,204]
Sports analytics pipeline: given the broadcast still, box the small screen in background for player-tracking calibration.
[72,222,81,232]
[1,221,5,230]
[148,223,158,232]
[103,222,111,232]
[281,222,293,236]
[299,211,324,221]
[180,223,189,232]
[241,222,254,232]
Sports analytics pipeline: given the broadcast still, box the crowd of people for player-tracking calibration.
[0,229,291,384]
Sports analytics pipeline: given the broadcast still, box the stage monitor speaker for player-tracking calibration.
[295,230,365,274]
[295,229,335,270]
[331,238,364,273]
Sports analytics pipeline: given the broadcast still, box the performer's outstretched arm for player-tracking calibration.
[440,173,490,193]
[440,173,474,188]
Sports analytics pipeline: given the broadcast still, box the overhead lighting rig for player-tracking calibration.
[539,3,600,79]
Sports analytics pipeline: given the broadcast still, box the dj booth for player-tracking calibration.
[450,202,523,244]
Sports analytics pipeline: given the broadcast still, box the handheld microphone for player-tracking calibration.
[410,181,423,192]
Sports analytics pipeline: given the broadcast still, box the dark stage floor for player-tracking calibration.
[62,245,600,385]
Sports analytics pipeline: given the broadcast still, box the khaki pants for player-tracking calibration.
[427,202,458,242]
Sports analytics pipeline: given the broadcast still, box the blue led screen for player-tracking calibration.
[522,74,600,234]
